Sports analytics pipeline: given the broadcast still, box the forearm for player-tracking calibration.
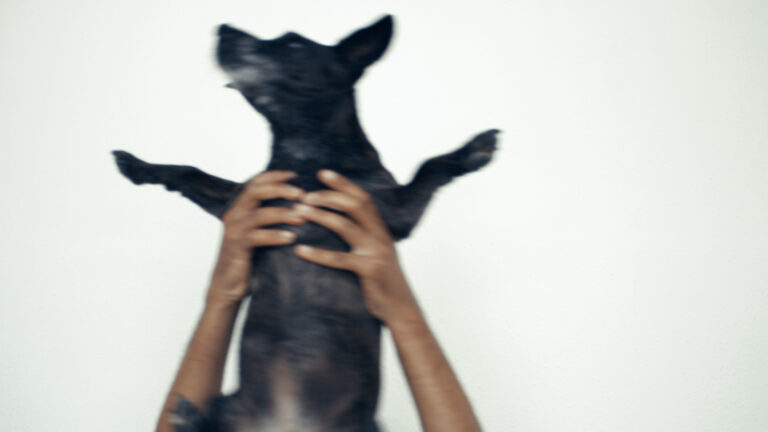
[388,309,482,432]
[289,170,481,430]
[155,297,241,432]
[152,172,302,432]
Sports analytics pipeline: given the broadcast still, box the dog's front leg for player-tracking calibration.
[382,129,499,239]
[113,150,242,218]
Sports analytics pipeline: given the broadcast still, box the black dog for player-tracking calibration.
[113,15,498,432]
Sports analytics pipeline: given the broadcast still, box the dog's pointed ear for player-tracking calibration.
[335,15,393,74]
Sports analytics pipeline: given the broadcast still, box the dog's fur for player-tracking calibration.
[113,15,498,432]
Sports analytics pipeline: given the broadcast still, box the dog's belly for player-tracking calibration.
[235,246,381,430]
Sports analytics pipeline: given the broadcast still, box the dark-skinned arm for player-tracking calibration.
[293,170,482,432]
[154,171,306,432]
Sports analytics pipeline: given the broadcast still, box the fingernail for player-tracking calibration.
[303,193,318,204]
[319,169,338,180]
[280,231,296,240]
[287,213,305,224]
[295,244,313,254]
[294,203,313,214]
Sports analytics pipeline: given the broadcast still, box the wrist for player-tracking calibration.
[206,275,249,308]
[204,296,243,315]
[383,304,426,333]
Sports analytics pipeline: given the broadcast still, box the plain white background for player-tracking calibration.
[1,0,766,431]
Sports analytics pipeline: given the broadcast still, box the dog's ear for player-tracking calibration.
[335,15,393,77]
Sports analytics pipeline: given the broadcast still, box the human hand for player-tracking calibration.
[208,171,305,307]
[292,170,421,325]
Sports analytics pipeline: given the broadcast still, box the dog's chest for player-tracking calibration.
[269,136,386,175]
[279,138,318,163]
[250,246,366,313]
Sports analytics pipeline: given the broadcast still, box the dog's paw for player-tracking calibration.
[112,150,157,184]
[449,129,500,173]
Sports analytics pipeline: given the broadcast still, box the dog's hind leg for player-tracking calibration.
[382,129,499,239]
[113,150,242,218]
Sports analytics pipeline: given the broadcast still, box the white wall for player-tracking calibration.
[1,1,767,431]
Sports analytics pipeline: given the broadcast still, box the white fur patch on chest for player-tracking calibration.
[243,362,318,432]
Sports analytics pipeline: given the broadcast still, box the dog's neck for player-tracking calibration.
[253,89,382,171]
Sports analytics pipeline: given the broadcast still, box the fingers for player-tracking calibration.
[293,244,360,272]
[292,198,394,274]
[294,204,369,248]
[302,170,390,240]
[222,171,306,249]
[225,207,304,248]
[245,170,298,185]
[246,229,297,247]
[293,244,390,280]
[230,183,303,219]
[219,170,394,272]
[224,171,304,223]
[315,169,368,200]
[233,207,304,231]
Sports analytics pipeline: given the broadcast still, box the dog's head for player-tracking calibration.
[216,15,392,113]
